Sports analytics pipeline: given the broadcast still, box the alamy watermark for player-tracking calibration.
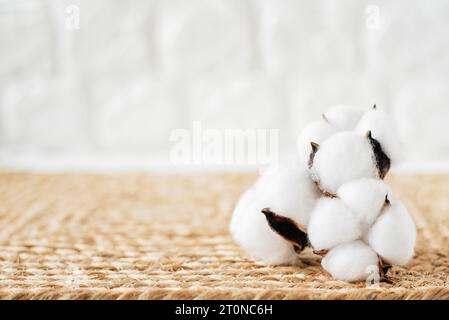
[365,5,381,30]
[169,121,279,167]
[65,4,80,30]
[365,265,381,288]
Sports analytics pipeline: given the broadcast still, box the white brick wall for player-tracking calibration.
[0,0,448,172]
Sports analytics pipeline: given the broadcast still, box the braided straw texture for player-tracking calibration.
[0,172,448,300]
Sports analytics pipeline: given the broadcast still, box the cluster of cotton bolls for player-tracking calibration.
[230,105,416,282]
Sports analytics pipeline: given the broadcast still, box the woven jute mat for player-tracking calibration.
[0,171,448,299]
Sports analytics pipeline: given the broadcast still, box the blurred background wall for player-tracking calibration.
[0,0,448,172]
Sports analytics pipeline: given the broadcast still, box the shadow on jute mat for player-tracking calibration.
[0,172,448,299]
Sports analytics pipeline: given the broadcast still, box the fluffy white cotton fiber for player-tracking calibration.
[367,202,416,266]
[231,194,300,265]
[256,165,319,227]
[308,177,416,282]
[337,178,392,234]
[322,240,379,282]
[297,105,366,167]
[308,198,361,251]
[325,105,366,131]
[297,120,337,166]
[230,165,319,265]
[356,108,403,164]
[310,131,377,194]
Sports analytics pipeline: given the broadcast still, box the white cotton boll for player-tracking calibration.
[230,165,319,265]
[322,240,379,282]
[230,188,256,234]
[308,198,361,251]
[310,131,377,194]
[324,105,366,130]
[230,188,300,265]
[356,108,403,164]
[255,165,319,227]
[337,178,392,233]
[297,120,337,166]
[367,202,416,266]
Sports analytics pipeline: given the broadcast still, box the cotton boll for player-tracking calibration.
[337,178,392,234]
[325,105,366,130]
[322,240,379,282]
[297,120,337,166]
[367,202,416,266]
[255,165,320,228]
[310,131,378,194]
[308,198,361,251]
[230,165,319,265]
[230,188,256,234]
[356,107,403,164]
[231,188,300,265]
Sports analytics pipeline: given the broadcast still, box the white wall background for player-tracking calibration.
[0,0,448,172]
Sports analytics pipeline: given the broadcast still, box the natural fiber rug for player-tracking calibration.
[0,171,448,300]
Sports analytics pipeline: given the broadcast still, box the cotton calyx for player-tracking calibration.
[356,106,403,165]
[366,201,417,266]
[309,131,378,194]
[337,178,392,234]
[321,240,379,282]
[324,105,366,131]
[261,208,309,254]
[307,198,361,251]
[365,130,391,180]
[230,165,319,265]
